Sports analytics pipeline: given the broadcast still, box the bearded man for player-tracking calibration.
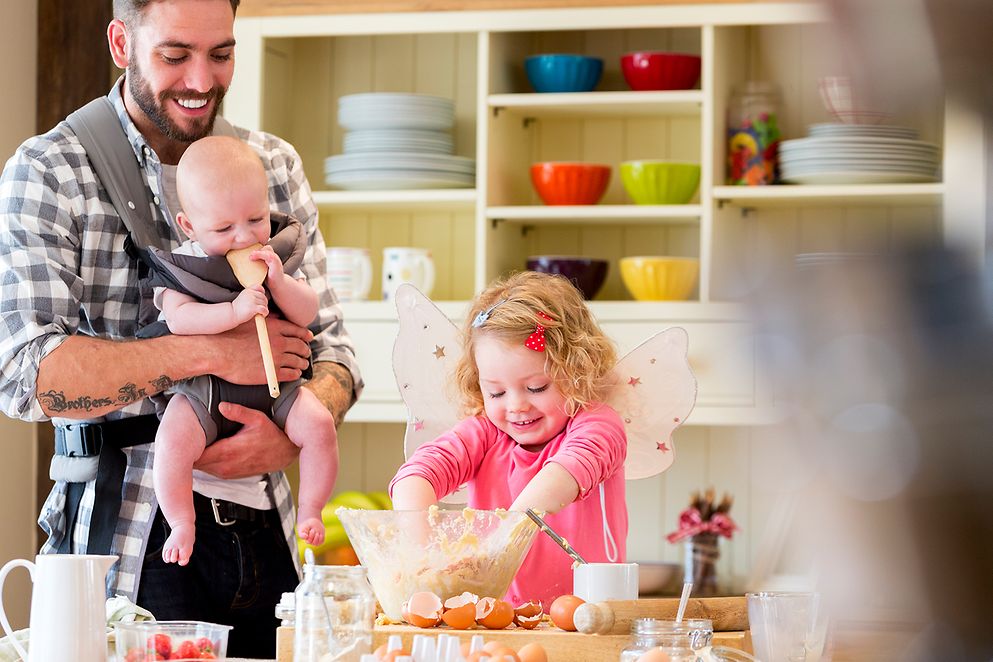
[0,1,362,656]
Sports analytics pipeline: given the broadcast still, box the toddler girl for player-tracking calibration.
[390,271,627,607]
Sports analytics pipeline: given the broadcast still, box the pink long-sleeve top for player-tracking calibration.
[389,404,628,608]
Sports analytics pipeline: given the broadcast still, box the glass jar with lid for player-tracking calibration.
[727,81,783,185]
[293,565,376,662]
[620,617,714,662]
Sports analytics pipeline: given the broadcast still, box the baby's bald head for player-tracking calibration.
[176,136,268,219]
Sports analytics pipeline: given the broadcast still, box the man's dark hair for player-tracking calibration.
[113,0,240,26]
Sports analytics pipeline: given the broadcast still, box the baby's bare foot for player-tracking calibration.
[297,517,325,546]
[163,523,195,566]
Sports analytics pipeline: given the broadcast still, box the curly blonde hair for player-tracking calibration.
[454,271,617,418]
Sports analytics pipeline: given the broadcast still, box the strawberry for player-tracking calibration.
[195,637,214,653]
[148,633,172,659]
[174,640,200,659]
[199,653,217,660]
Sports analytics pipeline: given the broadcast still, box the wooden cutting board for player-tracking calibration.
[276,624,750,662]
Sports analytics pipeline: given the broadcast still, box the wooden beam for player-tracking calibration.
[239,0,796,17]
[36,0,114,133]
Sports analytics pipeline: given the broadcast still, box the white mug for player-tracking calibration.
[383,247,435,300]
[574,562,640,603]
[0,554,118,662]
[326,246,373,301]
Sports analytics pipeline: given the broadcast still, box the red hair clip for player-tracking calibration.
[524,311,553,352]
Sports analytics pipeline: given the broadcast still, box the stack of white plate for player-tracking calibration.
[327,93,474,190]
[780,124,940,185]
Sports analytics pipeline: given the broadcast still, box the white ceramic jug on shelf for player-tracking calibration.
[382,247,435,300]
[326,246,373,302]
[0,554,117,662]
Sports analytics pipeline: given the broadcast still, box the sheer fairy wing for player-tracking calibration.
[607,327,698,480]
[392,284,467,503]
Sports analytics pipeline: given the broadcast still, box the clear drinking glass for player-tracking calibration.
[746,591,828,662]
[293,565,376,662]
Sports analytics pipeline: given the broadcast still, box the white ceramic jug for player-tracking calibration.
[0,554,117,662]
[382,247,435,300]
[326,246,373,301]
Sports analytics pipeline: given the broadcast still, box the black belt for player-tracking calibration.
[192,491,274,526]
[55,414,160,556]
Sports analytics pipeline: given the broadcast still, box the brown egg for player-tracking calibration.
[373,643,388,659]
[488,647,521,662]
[404,591,443,628]
[483,640,503,653]
[548,594,585,631]
[441,601,476,629]
[475,597,515,629]
[636,648,672,662]
[517,642,549,662]
[383,649,412,662]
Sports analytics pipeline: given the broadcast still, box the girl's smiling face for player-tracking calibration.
[474,334,570,448]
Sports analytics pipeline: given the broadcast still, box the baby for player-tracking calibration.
[151,136,338,565]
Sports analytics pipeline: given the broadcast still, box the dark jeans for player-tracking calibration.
[137,494,299,659]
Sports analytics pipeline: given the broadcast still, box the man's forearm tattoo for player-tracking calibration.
[38,375,179,413]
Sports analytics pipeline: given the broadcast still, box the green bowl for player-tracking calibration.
[620,161,701,204]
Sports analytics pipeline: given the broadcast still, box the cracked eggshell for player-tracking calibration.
[513,600,543,627]
[404,591,443,628]
[475,597,515,629]
[441,601,477,629]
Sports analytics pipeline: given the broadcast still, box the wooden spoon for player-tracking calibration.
[226,243,280,398]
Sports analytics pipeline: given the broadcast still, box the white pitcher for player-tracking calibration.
[0,554,117,662]
[326,246,373,302]
[383,247,435,300]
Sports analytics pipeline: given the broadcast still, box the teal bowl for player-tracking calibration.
[620,161,701,204]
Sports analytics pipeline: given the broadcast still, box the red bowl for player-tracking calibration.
[530,162,611,205]
[621,52,701,91]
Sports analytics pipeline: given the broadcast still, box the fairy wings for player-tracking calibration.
[391,284,698,499]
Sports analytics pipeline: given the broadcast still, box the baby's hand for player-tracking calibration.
[233,285,268,323]
[251,245,285,284]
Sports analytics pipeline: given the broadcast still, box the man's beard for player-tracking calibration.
[128,60,225,144]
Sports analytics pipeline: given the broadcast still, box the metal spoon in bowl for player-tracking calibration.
[525,508,587,565]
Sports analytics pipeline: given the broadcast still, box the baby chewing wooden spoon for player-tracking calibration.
[226,243,280,398]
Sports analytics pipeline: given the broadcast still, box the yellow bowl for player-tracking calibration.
[620,256,699,301]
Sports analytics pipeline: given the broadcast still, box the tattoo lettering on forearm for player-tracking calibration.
[116,382,147,404]
[38,390,113,413]
[149,375,178,392]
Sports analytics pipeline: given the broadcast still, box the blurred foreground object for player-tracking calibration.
[752,246,993,660]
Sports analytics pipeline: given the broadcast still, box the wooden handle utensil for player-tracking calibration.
[573,596,748,635]
[226,243,280,398]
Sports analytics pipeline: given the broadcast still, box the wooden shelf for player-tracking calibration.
[486,204,702,224]
[488,90,703,118]
[713,183,945,208]
[312,188,477,211]
[341,299,743,320]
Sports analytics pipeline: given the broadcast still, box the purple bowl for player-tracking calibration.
[526,256,608,300]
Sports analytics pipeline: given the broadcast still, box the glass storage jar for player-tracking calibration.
[293,565,376,662]
[620,617,714,662]
[727,81,783,185]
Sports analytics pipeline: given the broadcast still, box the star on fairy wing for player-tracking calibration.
[607,327,697,479]
[392,284,468,503]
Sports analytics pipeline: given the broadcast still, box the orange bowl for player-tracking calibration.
[530,162,611,205]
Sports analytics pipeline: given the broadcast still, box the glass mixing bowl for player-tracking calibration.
[337,507,538,621]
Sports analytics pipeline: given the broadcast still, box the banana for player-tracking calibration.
[367,490,393,510]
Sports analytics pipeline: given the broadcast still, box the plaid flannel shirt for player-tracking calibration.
[0,80,362,599]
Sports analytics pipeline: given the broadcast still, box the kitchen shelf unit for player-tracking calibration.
[227,2,955,424]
